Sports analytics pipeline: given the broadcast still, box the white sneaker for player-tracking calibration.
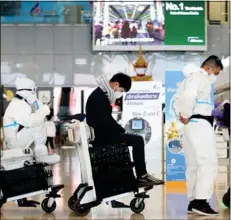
[36,153,60,165]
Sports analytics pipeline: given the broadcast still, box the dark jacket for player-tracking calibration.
[223,103,230,134]
[86,87,125,143]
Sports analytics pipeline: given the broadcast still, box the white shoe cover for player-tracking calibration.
[34,144,60,165]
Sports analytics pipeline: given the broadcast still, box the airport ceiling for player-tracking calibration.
[109,4,151,21]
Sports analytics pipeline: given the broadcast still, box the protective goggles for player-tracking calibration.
[17,87,37,94]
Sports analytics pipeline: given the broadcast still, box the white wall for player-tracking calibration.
[215,56,230,90]
[1,24,230,88]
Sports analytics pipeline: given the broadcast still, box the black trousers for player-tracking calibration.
[46,137,54,149]
[105,133,147,177]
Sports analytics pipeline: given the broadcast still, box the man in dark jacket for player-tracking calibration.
[86,73,164,186]
[223,102,230,135]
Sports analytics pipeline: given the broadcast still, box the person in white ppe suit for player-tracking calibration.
[173,55,223,216]
[3,77,60,165]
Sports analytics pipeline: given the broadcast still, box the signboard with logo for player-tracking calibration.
[165,70,214,181]
[1,1,91,24]
[165,71,186,181]
[122,81,162,176]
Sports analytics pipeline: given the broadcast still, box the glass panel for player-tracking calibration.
[220,1,230,24]
[54,55,73,86]
[1,55,17,86]
[35,55,54,86]
[1,26,16,54]
[208,1,230,25]
[15,55,37,81]
[209,2,222,22]
[15,26,36,54]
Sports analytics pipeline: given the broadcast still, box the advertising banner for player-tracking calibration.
[165,71,185,181]
[164,1,206,46]
[165,71,214,181]
[122,81,162,176]
[1,2,91,24]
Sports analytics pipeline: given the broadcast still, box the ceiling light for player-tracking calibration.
[221,56,229,68]
[16,63,24,68]
[75,58,87,65]
[1,62,11,73]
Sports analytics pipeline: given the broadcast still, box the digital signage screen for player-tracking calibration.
[92,0,207,51]
[132,119,144,130]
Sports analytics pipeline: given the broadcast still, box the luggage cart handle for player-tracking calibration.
[62,114,86,122]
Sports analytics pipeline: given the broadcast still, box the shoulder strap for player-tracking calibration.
[15,94,30,105]
[11,94,27,132]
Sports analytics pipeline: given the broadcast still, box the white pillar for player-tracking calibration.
[150,4,155,20]
[157,1,163,22]
[96,1,101,19]
[103,2,109,35]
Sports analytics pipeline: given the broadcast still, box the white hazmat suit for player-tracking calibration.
[173,64,218,201]
[3,77,60,165]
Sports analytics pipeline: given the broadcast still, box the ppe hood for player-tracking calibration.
[15,77,35,90]
[182,64,201,78]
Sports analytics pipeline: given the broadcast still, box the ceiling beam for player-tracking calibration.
[109,5,123,19]
[135,5,150,20]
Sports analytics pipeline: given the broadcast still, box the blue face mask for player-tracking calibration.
[32,100,40,111]
[209,74,217,84]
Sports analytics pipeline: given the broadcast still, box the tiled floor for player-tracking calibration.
[0,147,229,220]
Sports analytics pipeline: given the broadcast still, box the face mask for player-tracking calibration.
[135,68,147,75]
[25,93,38,104]
[17,90,38,104]
[115,91,123,99]
[209,74,217,84]
[31,100,40,110]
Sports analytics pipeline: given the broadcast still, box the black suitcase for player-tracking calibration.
[89,143,137,200]
[0,163,52,199]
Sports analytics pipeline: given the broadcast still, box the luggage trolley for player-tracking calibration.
[0,146,64,213]
[66,114,153,217]
[213,106,230,209]
[218,125,230,209]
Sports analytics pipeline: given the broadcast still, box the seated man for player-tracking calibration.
[3,77,60,165]
[86,73,164,186]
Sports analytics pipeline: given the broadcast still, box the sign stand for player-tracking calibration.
[122,81,163,177]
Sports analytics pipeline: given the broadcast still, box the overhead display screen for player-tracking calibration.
[92,0,207,51]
